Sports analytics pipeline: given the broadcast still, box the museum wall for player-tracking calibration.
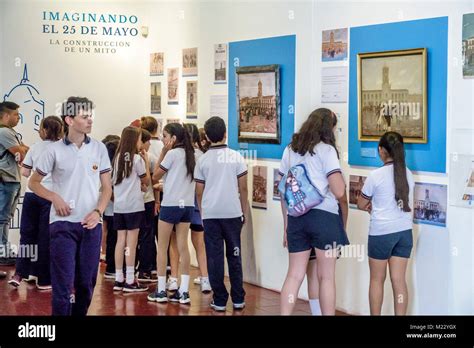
[1,0,472,315]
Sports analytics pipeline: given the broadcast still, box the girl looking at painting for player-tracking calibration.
[357,131,414,315]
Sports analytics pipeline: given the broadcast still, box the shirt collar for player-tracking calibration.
[63,134,91,145]
[209,144,227,150]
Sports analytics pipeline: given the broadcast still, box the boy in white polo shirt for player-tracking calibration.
[29,97,112,316]
[194,116,249,311]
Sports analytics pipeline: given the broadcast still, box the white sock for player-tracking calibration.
[158,276,166,292]
[115,270,124,283]
[125,266,135,284]
[309,299,322,316]
[201,276,209,282]
[180,274,190,293]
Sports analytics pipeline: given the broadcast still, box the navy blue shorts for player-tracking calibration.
[368,229,413,260]
[159,206,194,224]
[114,211,145,230]
[287,208,349,253]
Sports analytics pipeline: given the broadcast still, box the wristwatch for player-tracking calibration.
[93,209,103,218]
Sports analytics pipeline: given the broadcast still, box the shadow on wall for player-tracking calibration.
[241,205,258,285]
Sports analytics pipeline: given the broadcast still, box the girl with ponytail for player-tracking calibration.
[357,131,414,315]
[147,123,196,304]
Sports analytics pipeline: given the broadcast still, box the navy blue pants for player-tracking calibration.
[137,201,156,273]
[203,217,245,306]
[15,192,51,285]
[50,221,101,316]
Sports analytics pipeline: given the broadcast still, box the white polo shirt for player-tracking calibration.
[279,142,342,215]
[149,138,164,160]
[361,163,414,236]
[22,140,54,192]
[35,135,111,224]
[143,153,157,204]
[160,147,196,207]
[194,145,248,219]
[113,154,147,213]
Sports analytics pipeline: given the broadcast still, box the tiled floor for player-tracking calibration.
[0,263,342,316]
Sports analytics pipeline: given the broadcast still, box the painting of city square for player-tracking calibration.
[349,175,367,209]
[462,13,474,78]
[413,182,447,227]
[236,65,280,144]
[358,48,427,143]
[252,165,268,209]
[322,28,348,62]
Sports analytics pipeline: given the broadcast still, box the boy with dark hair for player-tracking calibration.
[194,116,249,311]
[29,96,112,315]
[0,101,28,265]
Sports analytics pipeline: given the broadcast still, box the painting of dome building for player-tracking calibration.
[236,64,280,144]
[357,48,427,143]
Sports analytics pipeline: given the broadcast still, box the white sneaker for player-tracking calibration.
[36,284,52,291]
[166,277,178,291]
[193,276,201,285]
[233,302,246,310]
[200,277,212,293]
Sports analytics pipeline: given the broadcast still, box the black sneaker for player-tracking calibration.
[113,281,125,291]
[169,291,191,304]
[123,281,148,293]
[147,290,168,303]
[137,272,157,283]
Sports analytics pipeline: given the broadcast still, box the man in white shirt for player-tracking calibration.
[29,97,112,316]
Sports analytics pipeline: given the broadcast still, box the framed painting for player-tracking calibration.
[236,64,280,144]
[358,48,427,143]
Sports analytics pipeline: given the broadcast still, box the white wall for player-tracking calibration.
[1,0,472,315]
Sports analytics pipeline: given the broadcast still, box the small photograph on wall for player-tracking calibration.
[252,165,267,209]
[358,48,427,143]
[214,43,227,84]
[236,64,280,144]
[166,118,181,125]
[414,182,447,227]
[186,81,198,119]
[349,175,367,209]
[156,118,163,138]
[462,13,474,78]
[150,53,164,76]
[273,168,281,201]
[150,82,161,114]
[182,47,198,76]
[167,68,179,104]
[322,28,348,62]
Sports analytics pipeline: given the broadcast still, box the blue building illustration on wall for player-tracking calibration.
[3,64,44,134]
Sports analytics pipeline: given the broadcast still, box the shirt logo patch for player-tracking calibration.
[92,164,98,171]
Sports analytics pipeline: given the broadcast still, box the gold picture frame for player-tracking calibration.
[357,48,427,143]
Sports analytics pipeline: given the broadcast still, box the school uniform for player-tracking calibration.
[159,147,196,224]
[35,135,111,316]
[104,200,117,274]
[148,138,164,160]
[361,162,414,260]
[16,140,54,285]
[112,154,147,230]
[137,153,157,274]
[278,142,349,253]
[190,149,204,232]
[194,144,247,307]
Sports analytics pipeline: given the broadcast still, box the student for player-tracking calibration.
[147,123,195,304]
[112,126,150,292]
[279,108,349,315]
[8,116,63,290]
[194,117,249,311]
[29,97,112,316]
[102,135,120,279]
[0,101,29,266]
[136,129,159,282]
[357,131,414,315]
[140,116,179,286]
[184,123,211,293]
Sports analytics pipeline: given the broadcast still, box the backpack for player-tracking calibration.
[278,154,325,217]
